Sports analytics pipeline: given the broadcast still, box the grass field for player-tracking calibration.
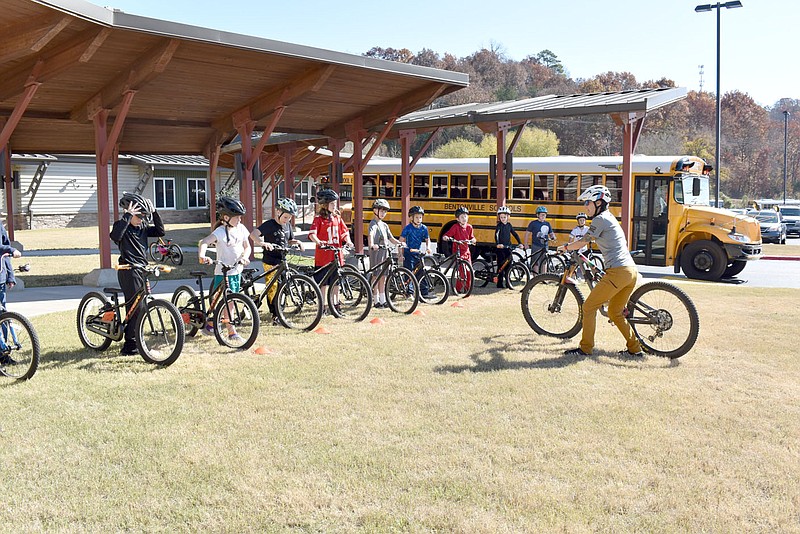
[2,282,798,531]
[15,222,210,250]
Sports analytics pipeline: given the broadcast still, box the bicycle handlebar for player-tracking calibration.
[115,264,173,275]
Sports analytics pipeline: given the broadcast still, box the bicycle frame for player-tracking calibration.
[351,245,402,288]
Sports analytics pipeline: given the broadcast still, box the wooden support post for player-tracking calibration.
[495,124,508,208]
[399,129,414,228]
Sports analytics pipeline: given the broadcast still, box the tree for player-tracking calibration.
[432,137,484,158]
[529,49,564,75]
[477,126,559,157]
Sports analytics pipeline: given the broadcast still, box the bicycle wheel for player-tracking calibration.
[76,291,113,351]
[472,258,492,288]
[276,274,323,331]
[167,244,184,266]
[213,293,259,350]
[386,267,419,314]
[627,281,700,359]
[171,285,201,337]
[0,311,40,380]
[588,253,605,272]
[330,270,372,322]
[148,242,162,263]
[450,259,473,298]
[545,254,566,275]
[521,273,584,338]
[137,299,185,366]
[505,261,531,291]
[420,269,449,305]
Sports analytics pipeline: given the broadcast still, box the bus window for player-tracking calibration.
[534,174,553,200]
[556,174,578,201]
[379,174,395,197]
[451,174,468,199]
[432,175,448,198]
[581,174,603,192]
[605,175,622,203]
[470,174,488,199]
[340,184,352,201]
[363,175,377,197]
[413,174,430,198]
[511,174,530,200]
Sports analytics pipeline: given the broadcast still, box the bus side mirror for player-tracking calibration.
[692,177,701,197]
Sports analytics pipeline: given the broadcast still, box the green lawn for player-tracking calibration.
[2,283,798,531]
[16,222,211,250]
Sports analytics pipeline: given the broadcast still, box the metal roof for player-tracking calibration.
[388,87,688,133]
[1,0,468,154]
[127,154,209,167]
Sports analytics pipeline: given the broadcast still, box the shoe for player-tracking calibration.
[421,292,436,299]
[271,316,281,326]
[228,333,243,342]
[564,347,590,356]
[120,346,138,356]
[201,324,215,336]
[618,349,645,357]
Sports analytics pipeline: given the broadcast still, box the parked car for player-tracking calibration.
[777,205,800,237]
[755,210,787,244]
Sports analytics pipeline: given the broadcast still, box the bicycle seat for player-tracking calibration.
[190,271,208,278]
[242,268,258,276]
[104,287,124,295]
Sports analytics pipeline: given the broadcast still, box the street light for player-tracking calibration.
[784,111,790,204]
[695,1,743,208]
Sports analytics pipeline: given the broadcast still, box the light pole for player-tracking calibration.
[695,1,743,208]
[784,110,790,204]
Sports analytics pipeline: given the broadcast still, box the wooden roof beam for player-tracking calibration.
[0,26,109,102]
[0,14,73,64]
[71,39,180,123]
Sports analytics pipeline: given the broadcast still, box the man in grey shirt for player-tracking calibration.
[557,185,644,357]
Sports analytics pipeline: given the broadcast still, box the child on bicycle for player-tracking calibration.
[442,206,476,293]
[199,196,251,340]
[569,212,589,280]
[308,189,353,314]
[109,192,164,356]
[369,198,403,308]
[495,205,522,289]
[524,206,556,273]
[250,197,303,325]
[557,185,643,358]
[400,205,433,298]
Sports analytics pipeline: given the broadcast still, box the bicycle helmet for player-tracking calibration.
[216,196,246,217]
[372,198,390,210]
[408,205,424,216]
[455,206,469,217]
[317,189,339,204]
[536,206,548,214]
[119,192,153,222]
[497,206,511,215]
[578,185,612,203]
[576,212,587,220]
[276,197,298,216]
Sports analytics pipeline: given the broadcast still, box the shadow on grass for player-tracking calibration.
[435,333,681,374]
[39,346,166,374]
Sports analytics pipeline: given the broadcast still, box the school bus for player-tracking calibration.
[337,155,762,281]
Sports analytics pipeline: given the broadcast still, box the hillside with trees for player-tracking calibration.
[365,46,799,202]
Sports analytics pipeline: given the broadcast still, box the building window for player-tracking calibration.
[154,177,175,209]
[187,178,207,209]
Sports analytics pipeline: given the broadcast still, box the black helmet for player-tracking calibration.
[119,192,153,222]
[408,205,424,216]
[317,189,339,204]
[216,196,246,217]
[455,206,469,217]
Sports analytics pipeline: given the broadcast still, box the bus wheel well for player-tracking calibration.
[679,238,727,281]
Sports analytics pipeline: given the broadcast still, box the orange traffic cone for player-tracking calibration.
[451,301,465,308]
[314,326,332,334]
[253,346,274,355]
[412,309,426,316]
[370,317,385,325]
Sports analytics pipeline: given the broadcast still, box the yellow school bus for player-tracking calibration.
[336,155,761,281]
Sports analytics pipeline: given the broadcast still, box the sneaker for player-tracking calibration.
[120,346,138,356]
[564,347,590,356]
[201,324,214,336]
[271,316,281,326]
[618,349,645,358]
[228,333,243,342]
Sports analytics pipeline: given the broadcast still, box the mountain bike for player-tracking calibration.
[313,244,372,321]
[424,240,473,297]
[513,244,566,275]
[148,237,184,265]
[473,244,531,290]
[239,245,323,331]
[405,250,450,305]
[520,250,699,359]
[76,264,185,366]
[171,261,260,350]
[344,244,420,314]
[0,262,40,380]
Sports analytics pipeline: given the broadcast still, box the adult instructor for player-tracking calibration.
[557,185,644,357]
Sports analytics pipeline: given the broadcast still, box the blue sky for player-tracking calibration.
[105,0,796,108]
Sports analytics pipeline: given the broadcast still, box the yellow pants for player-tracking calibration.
[263,263,279,311]
[579,266,642,355]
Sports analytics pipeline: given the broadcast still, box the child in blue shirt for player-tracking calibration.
[399,205,433,297]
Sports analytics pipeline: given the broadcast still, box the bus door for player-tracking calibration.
[631,175,670,266]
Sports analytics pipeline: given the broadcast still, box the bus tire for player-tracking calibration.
[680,240,726,281]
[722,260,746,278]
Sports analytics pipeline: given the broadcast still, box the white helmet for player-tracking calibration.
[576,212,587,220]
[277,197,298,216]
[372,198,390,210]
[497,206,511,215]
[578,185,612,204]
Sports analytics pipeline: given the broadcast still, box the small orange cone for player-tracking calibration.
[451,301,465,308]
[370,317,385,325]
[253,346,274,355]
[412,309,426,316]
[314,326,332,334]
